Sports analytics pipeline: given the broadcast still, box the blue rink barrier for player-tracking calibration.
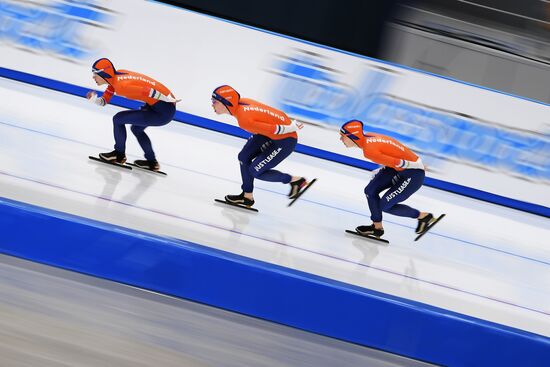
[1,196,549,367]
[0,67,548,218]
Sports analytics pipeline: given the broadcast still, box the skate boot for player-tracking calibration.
[225,192,255,207]
[133,159,160,171]
[416,213,434,234]
[99,150,126,164]
[288,177,307,199]
[356,224,385,238]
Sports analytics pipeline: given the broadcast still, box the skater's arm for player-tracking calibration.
[148,88,180,103]
[396,158,424,170]
[363,145,401,167]
[87,85,114,106]
[364,149,424,170]
[363,145,424,170]
[118,83,180,103]
[240,118,301,136]
[101,85,114,104]
[239,117,278,136]
[274,120,303,135]
[86,90,106,106]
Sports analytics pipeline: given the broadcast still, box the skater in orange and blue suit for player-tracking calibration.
[339,119,436,238]
[211,85,310,207]
[87,58,179,171]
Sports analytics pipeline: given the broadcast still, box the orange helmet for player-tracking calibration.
[340,120,365,145]
[92,58,116,80]
[212,85,240,114]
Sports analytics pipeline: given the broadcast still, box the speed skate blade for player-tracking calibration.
[414,214,446,242]
[214,199,259,212]
[288,178,317,207]
[125,162,167,176]
[345,229,389,244]
[89,156,132,170]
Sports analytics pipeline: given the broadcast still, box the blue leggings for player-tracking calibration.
[238,134,296,193]
[112,101,175,161]
[365,167,425,222]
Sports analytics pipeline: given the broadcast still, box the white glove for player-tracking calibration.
[397,157,424,170]
[149,88,181,103]
[275,120,303,134]
[86,91,105,106]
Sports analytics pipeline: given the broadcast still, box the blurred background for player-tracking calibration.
[161,0,550,103]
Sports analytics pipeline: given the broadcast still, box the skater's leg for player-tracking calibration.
[356,168,411,237]
[112,102,174,158]
[130,125,156,161]
[238,135,270,194]
[128,102,175,161]
[380,169,425,218]
[224,135,267,206]
[364,167,397,224]
[112,110,133,154]
[248,137,296,184]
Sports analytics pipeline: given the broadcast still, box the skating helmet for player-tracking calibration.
[92,58,116,80]
[212,85,240,114]
[340,120,365,145]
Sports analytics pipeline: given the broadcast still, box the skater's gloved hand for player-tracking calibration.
[397,157,424,170]
[86,91,105,106]
[274,120,304,135]
[148,88,181,103]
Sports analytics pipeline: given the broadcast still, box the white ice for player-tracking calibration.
[0,78,548,337]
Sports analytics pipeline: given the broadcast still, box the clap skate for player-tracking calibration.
[288,177,317,207]
[345,224,389,244]
[215,192,258,212]
[89,150,131,170]
[414,213,446,241]
[126,159,167,176]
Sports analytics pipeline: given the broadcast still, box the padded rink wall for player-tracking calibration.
[1,196,549,367]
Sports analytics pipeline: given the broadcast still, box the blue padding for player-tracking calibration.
[1,196,549,366]
[0,67,548,218]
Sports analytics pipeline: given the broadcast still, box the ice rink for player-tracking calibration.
[0,75,548,352]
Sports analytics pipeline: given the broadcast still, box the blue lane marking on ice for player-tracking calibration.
[1,118,548,268]
[0,67,549,219]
